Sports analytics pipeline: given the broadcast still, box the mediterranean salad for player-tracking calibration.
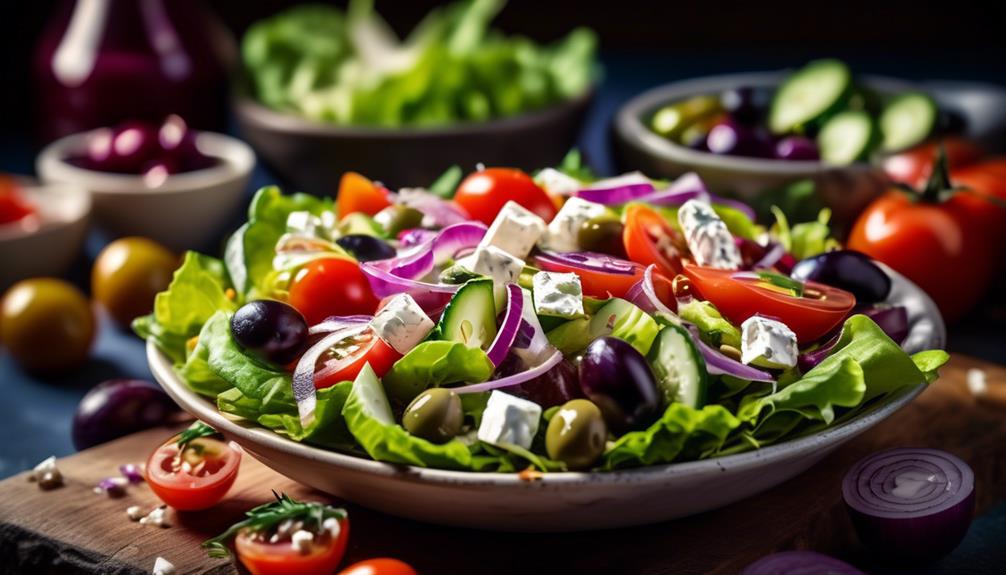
[135,154,948,472]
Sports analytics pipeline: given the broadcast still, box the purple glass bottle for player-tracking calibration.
[33,0,235,143]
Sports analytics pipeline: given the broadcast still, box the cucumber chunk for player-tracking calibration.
[879,91,937,152]
[817,110,878,165]
[588,298,660,356]
[437,279,497,349]
[769,59,852,134]
[647,324,708,409]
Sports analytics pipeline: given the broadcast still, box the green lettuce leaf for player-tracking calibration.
[177,336,231,397]
[257,383,356,450]
[382,341,494,404]
[770,206,840,260]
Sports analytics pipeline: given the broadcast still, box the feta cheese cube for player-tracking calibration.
[126,506,145,521]
[286,211,320,236]
[534,168,582,196]
[152,557,176,575]
[140,505,171,528]
[740,316,798,369]
[477,391,542,450]
[369,294,435,355]
[470,245,525,286]
[479,201,546,259]
[677,199,741,270]
[532,271,584,318]
[291,530,315,554]
[541,197,608,252]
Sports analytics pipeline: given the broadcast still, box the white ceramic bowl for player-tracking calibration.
[0,180,90,290]
[151,266,944,532]
[36,131,255,251]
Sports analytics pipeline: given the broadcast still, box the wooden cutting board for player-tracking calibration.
[2,354,1006,575]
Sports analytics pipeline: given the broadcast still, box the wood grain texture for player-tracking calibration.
[1,354,1005,575]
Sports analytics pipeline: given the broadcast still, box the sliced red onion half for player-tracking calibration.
[454,350,564,395]
[293,324,370,426]
[486,284,524,367]
[842,448,975,564]
[394,188,470,227]
[741,551,865,575]
[118,463,144,484]
[625,265,676,316]
[385,221,487,280]
[684,324,775,383]
[360,261,459,314]
[535,251,642,276]
[575,172,656,204]
[633,172,709,206]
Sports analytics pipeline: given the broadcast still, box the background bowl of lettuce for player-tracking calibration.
[140,188,949,531]
[235,0,597,193]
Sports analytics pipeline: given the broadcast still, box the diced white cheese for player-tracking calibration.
[470,245,524,286]
[534,168,582,196]
[140,505,171,528]
[677,199,741,270]
[369,293,435,355]
[477,391,542,450]
[291,530,315,554]
[540,197,608,252]
[967,368,988,397]
[126,506,145,521]
[152,557,176,575]
[322,517,342,538]
[479,200,546,260]
[286,211,320,236]
[532,271,584,318]
[740,316,798,369]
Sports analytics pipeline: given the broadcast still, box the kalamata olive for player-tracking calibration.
[706,121,773,158]
[578,336,660,433]
[774,136,820,161]
[1,278,95,374]
[108,122,159,173]
[790,250,891,304]
[335,234,397,262]
[230,300,309,365]
[402,388,464,443]
[720,86,772,125]
[374,206,424,237]
[578,215,627,257]
[510,358,584,409]
[92,237,178,327]
[545,399,608,470]
[72,379,180,450]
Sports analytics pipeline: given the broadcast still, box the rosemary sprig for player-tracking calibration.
[176,421,219,451]
[202,491,347,558]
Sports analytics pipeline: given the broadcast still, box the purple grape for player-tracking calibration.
[73,379,179,450]
[231,300,309,366]
[775,136,820,161]
[720,86,772,125]
[578,337,660,433]
[108,122,159,172]
[707,121,773,158]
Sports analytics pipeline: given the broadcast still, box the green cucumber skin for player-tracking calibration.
[437,279,497,349]
[817,110,880,165]
[769,59,853,135]
[647,323,708,409]
[879,92,938,152]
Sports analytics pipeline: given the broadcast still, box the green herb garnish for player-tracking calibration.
[203,492,347,558]
[755,271,805,298]
[176,422,219,451]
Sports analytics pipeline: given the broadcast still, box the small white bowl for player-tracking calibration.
[0,180,90,290]
[37,130,255,251]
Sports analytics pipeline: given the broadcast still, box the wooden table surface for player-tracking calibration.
[1,354,1005,575]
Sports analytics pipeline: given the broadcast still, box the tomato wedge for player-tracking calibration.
[623,204,685,278]
[535,253,645,299]
[338,558,418,575]
[313,328,401,389]
[684,265,856,343]
[235,518,350,575]
[146,437,241,511]
[337,172,392,218]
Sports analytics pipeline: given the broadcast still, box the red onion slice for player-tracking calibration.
[632,172,709,206]
[797,307,908,371]
[385,221,487,280]
[394,188,471,227]
[293,324,369,426]
[535,251,642,276]
[398,228,437,247]
[454,350,564,395]
[486,284,524,368]
[842,448,975,564]
[685,324,775,383]
[576,173,656,204]
[308,315,373,335]
[360,261,459,314]
[625,265,676,316]
[741,551,865,575]
[752,242,787,270]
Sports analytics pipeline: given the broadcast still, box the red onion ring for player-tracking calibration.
[454,350,564,395]
[741,551,865,575]
[308,315,373,335]
[625,265,676,316]
[360,261,459,314]
[394,188,471,227]
[535,251,642,276]
[385,221,487,280]
[684,324,775,383]
[292,324,369,426]
[486,284,524,367]
[575,173,656,204]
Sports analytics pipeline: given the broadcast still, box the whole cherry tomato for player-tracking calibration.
[337,172,392,218]
[453,168,557,225]
[289,257,380,325]
[883,138,984,188]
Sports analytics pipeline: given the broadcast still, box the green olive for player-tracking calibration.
[577,215,625,256]
[650,95,723,140]
[545,399,608,470]
[375,205,424,237]
[402,388,464,443]
[1,278,95,374]
[92,237,178,327]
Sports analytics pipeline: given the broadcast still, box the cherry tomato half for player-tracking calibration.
[146,437,241,511]
[684,265,856,343]
[236,517,350,575]
[313,328,402,389]
[623,204,685,278]
[0,176,35,224]
[454,168,557,225]
[337,558,418,575]
[535,253,646,299]
[337,172,392,218]
[289,257,380,326]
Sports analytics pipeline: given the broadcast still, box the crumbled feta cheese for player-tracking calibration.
[369,293,435,355]
[31,456,57,478]
[967,368,988,397]
[477,391,542,450]
[532,271,584,318]
[152,557,176,575]
[140,505,171,528]
[286,211,320,236]
[291,530,315,554]
[740,316,798,369]
[470,245,524,285]
[677,199,741,270]
[29,456,63,490]
[541,197,608,252]
[534,168,582,196]
[126,506,145,521]
[478,200,546,259]
[322,517,342,538]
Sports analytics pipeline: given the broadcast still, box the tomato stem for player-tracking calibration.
[921,144,953,203]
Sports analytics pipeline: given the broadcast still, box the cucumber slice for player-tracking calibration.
[437,279,497,349]
[769,59,852,134]
[879,91,937,151]
[647,324,708,409]
[817,110,878,165]
[588,298,660,356]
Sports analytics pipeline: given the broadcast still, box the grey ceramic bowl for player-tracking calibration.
[235,90,593,193]
[612,72,1006,225]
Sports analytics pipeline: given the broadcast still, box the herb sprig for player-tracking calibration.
[176,422,219,451]
[202,492,347,558]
